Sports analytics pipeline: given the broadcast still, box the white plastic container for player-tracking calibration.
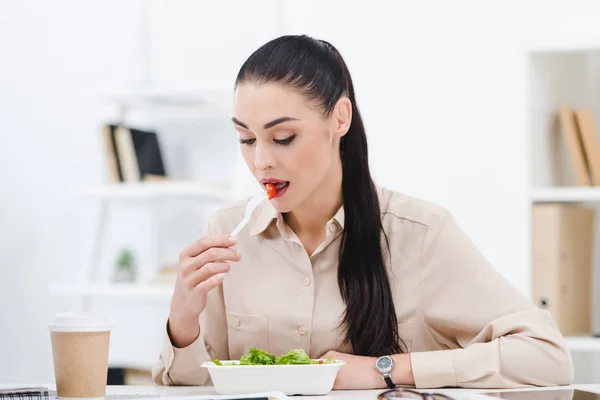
[201,360,345,396]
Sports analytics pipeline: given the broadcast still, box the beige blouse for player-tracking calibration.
[152,186,573,389]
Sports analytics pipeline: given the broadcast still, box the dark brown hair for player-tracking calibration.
[235,35,404,356]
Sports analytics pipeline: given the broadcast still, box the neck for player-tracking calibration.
[285,159,343,240]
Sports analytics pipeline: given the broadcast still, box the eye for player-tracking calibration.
[239,138,256,145]
[273,135,296,146]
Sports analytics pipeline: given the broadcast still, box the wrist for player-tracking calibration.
[368,357,387,389]
[390,353,415,386]
[167,314,200,348]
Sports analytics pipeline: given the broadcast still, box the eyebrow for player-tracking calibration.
[232,116,299,130]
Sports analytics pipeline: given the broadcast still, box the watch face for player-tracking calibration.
[377,356,392,370]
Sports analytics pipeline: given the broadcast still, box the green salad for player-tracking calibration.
[212,348,337,366]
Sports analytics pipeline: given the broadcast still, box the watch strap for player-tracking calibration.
[383,373,395,389]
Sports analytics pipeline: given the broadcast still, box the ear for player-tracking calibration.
[330,97,352,139]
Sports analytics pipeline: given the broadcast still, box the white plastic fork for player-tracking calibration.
[229,192,269,236]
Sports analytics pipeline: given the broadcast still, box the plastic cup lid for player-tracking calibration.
[48,312,112,332]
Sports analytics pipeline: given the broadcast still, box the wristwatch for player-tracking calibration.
[375,355,395,388]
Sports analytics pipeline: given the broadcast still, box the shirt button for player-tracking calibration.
[329,224,337,233]
[234,318,241,327]
[303,277,311,286]
[298,326,307,335]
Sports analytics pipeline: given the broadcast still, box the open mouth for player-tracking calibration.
[263,181,290,197]
[268,181,289,191]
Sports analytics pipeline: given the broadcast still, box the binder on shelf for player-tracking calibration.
[557,105,592,186]
[113,125,167,182]
[574,108,600,186]
[532,203,594,336]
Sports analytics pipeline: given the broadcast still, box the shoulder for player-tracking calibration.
[377,186,456,275]
[377,186,451,229]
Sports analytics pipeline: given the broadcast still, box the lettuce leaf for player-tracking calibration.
[275,349,312,365]
[321,355,337,364]
[212,347,338,366]
[239,348,277,365]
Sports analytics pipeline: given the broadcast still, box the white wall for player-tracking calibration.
[3,0,600,383]
[0,0,147,380]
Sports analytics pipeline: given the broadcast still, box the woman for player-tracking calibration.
[152,35,573,390]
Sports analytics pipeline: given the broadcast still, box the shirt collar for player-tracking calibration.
[249,201,345,236]
[249,200,278,236]
[331,204,345,229]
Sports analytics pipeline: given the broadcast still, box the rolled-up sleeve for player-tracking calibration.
[152,217,229,386]
[409,209,574,389]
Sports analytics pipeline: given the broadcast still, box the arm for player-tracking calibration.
[324,209,573,390]
[320,352,414,390]
[152,283,228,386]
[151,217,230,386]
[409,209,573,389]
[323,208,573,389]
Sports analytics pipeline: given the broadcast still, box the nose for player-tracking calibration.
[254,142,275,171]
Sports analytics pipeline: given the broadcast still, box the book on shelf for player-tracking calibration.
[574,107,600,186]
[101,124,123,183]
[0,384,49,399]
[101,123,167,183]
[557,105,591,186]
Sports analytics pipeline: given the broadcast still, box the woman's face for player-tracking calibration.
[232,82,349,212]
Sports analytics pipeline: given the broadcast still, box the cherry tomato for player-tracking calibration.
[318,360,324,364]
[266,183,277,200]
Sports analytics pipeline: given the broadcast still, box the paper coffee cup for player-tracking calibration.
[48,312,112,400]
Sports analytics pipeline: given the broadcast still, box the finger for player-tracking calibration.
[179,235,236,261]
[193,271,227,296]
[181,247,240,275]
[185,262,231,289]
[182,247,240,275]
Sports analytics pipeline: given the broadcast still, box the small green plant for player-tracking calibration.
[113,248,136,282]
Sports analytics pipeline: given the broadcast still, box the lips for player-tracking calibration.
[260,178,287,184]
[260,178,290,195]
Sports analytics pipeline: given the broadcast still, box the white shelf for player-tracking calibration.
[565,336,600,352]
[98,86,230,108]
[48,283,173,300]
[74,181,231,201]
[530,187,600,203]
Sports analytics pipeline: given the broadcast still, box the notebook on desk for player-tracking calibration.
[0,385,49,399]
[159,392,288,400]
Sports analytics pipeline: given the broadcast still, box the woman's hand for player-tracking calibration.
[168,235,240,348]
[320,351,414,390]
[321,351,381,390]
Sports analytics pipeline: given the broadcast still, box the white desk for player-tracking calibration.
[20,383,600,399]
